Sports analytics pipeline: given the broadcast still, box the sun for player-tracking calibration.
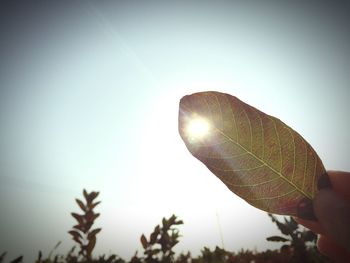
[186,116,210,140]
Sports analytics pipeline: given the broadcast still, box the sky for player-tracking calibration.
[1,1,350,261]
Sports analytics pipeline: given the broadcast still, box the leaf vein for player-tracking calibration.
[221,176,280,188]
[286,126,296,182]
[214,93,224,132]
[246,189,297,201]
[226,94,238,142]
[252,107,265,160]
[311,148,317,197]
[268,116,283,173]
[196,152,249,160]
[207,163,265,172]
[216,129,312,199]
[242,107,253,152]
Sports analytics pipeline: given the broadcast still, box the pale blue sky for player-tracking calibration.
[1,1,350,261]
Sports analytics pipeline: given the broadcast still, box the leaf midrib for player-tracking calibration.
[216,128,312,199]
[180,94,312,200]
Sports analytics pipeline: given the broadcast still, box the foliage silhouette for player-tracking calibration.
[266,214,329,263]
[0,253,23,263]
[139,214,183,263]
[2,189,332,262]
[68,189,102,261]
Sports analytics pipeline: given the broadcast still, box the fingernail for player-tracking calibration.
[317,172,332,190]
[297,197,317,221]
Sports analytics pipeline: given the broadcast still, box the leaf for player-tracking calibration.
[83,189,89,201]
[275,220,292,236]
[162,217,168,229]
[87,191,99,205]
[69,230,83,240]
[91,201,101,209]
[69,231,83,245]
[178,91,326,216]
[285,217,298,232]
[168,214,177,225]
[302,230,317,242]
[266,236,290,242]
[85,211,100,223]
[73,224,85,232]
[140,234,148,249]
[71,213,84,225]
[150,225,160,244]
[87,228,102,240]
[76,198,86,212]
[84,222,94,233]
[175,220,184,225]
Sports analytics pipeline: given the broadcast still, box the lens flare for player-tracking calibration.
[186,117,210,139]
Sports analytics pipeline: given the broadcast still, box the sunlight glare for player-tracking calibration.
[186,117,210,139]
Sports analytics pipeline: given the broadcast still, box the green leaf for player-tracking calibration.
[266,236,290,242]
[178,91,326,216]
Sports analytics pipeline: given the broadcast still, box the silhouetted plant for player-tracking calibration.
[0,252,23,263]
[174,252,191,263]
[0,253,6,263]
[68,189,102,261]
[4,189,333,263]
[35,241,62,263]
[139,214,183,263]
[199,246,230,263]
[266,213,329,263]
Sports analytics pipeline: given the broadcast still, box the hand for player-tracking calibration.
[296,171,350,262]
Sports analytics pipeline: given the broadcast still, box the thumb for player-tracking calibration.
[314,189,350,252]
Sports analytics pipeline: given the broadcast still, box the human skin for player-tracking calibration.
[295,171,350,262]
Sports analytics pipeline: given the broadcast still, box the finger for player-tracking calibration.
[314,189,350,252]
[327,171,350,202]
[317,235,350,263]
[294,217,325,235]
[295,171,350,233]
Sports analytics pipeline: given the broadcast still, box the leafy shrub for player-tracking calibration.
[68,189,102,261]
[2,190,331,263]
[266,213,329,263]
[138,214,183,263]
